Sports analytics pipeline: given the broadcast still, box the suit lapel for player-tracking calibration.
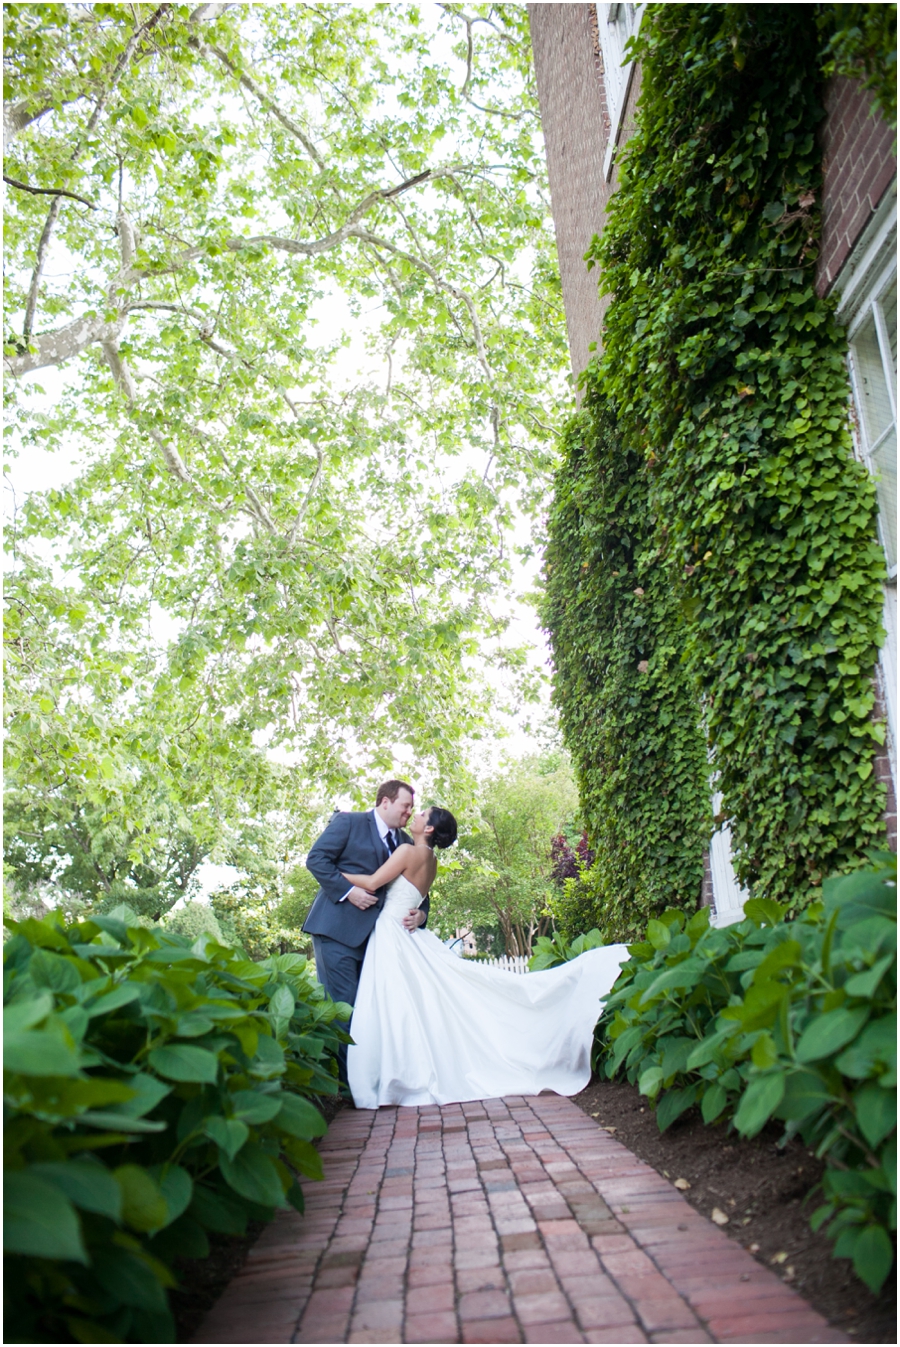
[367,809,387,862]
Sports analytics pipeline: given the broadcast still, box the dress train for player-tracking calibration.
[347,875,629,1109]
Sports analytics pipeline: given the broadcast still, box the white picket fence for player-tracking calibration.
[469,954,530,975]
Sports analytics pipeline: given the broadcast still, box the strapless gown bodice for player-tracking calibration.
[379,874,426,920]
[346,875,628,1110]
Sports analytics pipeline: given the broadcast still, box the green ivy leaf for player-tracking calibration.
[276,1092,327,1140]
[30,1160,123,1222]
[113,1164,168,1233]
[853,1082,897,1150]
[4,1026,82,1076]
[849,1223,894,1294]
[701,1082,728,1123]
[795,1006,870,1064]
[230,1089,283,1123]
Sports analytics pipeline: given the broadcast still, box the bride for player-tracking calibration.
[341,806,629,1109]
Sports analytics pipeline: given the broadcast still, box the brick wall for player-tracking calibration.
[529,4,609,383]
[817,74,897,295]
[529,4,641,383]
[533,16,897,359]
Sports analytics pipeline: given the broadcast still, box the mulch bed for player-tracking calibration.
[170,1220,266,1343]
[572,1077,897,1345]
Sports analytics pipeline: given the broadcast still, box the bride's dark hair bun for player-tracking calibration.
[427,807,457,849]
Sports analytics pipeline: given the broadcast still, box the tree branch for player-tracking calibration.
[126,300,209,323]
[3,175,97,209]
[8,168,469,376]
[20,3,173,342]
[23,196,63,341]
[5,312,128,376]
[437,4,532,120]
[101,221,221,507]
[195,337,318,536]
[352,228,494,379]
[206,436,275,532]
[101,339,195,490]
[188,2,235,20]
[189,35,326,170]
[228,167,447,257]
[281,390,324,542]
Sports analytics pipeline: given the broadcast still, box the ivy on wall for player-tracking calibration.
[543,395,711,943]
[544,3,890,924]
[821,2,898,127]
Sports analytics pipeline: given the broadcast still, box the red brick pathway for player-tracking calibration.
[192,1095,848,1345]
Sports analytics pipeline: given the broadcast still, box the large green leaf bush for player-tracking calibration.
[590,856,896,1294]
[3,908,347,1343]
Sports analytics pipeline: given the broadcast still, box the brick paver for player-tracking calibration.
[193,1095,848,1345]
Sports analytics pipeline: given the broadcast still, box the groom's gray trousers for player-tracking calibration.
[311,934,367,1086]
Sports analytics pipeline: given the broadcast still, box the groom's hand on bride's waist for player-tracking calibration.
[402,908,426,931]
[346,886,378,909]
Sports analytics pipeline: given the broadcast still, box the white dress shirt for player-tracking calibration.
[340,812,395,901]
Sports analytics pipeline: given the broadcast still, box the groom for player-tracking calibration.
[303,779,429,1083]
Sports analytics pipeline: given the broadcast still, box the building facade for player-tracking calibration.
[531,4,897,920]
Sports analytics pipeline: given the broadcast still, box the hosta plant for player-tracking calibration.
[592,855,896,1294]
[3,908,347,1343]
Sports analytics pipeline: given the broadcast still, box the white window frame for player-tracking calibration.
[834,187,897,788]
[845,261,897,580]
[595,3,644,181]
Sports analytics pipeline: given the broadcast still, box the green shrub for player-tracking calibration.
[161,900,224,944]
[3,909,348,1342]
[209,882,299,959]
[594,855,896,1293]
[529,928,604,971]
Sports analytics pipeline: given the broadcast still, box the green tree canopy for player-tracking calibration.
[433,752,578,956]
[4,3,567,898]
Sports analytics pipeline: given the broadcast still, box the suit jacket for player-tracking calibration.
[302,809,429,947]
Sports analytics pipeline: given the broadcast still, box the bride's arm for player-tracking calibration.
[342,844,411,890]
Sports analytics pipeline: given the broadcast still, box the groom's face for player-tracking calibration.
[380,788,414,829]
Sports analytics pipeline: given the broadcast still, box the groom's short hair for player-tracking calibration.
[376,779,414,805]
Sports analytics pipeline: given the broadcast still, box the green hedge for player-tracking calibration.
[3,909,347,1343]
[594,855,896,1294]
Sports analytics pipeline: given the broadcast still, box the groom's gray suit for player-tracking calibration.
[303,809,429,1082]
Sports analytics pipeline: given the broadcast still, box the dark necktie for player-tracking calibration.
[384,830,397,855]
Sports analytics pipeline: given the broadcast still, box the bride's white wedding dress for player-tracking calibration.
[347,874,629,1109]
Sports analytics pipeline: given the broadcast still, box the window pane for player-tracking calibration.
[871,425,897,573]
[853,312,893,445]
[880,274,897,376]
